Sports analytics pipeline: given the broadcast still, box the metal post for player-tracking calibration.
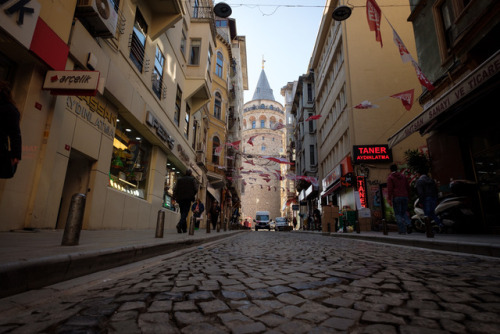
[155,210,165,238]
[189,215,195,235]
[223,218,227,232]
[382,219,388,235]
[61,193,86,246]
[356,220,360,234]
[425,217,434,238]
[216,216,220,232]
[207,217,211,233]
[327,222,331,233]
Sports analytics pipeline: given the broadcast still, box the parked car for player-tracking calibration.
[269,219,276,231]
[254,211,271,231]
[275,217,290,231]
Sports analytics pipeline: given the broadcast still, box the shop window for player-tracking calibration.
[109,117,151,199]
[163,162,179,211]
[130,9,147,72]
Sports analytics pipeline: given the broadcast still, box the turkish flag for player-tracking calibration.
[304,115,321,122]
[271,122,286,130]
[412,60,435,91]
[247,135,258,146]
[390,89,415,111]
[366,0,383,47]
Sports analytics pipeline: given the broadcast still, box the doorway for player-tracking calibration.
[56,150,93,229]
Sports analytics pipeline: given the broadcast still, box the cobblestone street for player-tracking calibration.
[1,232,500,333]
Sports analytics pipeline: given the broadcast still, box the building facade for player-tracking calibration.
[389,0,500,233]
[240,67,285,222]
[308,0,427,228]
[0,0,246,232]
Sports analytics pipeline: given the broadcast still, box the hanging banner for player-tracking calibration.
[390,89,415,111]
[366,0,382,47]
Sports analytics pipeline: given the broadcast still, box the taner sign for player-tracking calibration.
[353,144,392,163]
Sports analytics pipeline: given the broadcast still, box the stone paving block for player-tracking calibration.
[277,292,306,305]
[108,319,141,334]
[409,316,440,328]
[437,291,478,303]
[464,321,500,334]
[218,311,252,325]
[174,311,208,326]
[173,300,198,312]
[358,324,397,334]
[399,325,448,334]
[199,300,230,314]
[245,282,269,289]
[115,293,150,303]
[418,309,466,321]
[253,299,285,310]
[231,321,266,334]
[246,288,272,299]
[390,307,416,317]
[155,291,184,301]
[188,290,215,300]
[300,301,336,314]
[440,318,467,333]
[365,294,405,306]
[110,310,138,321]
[320,316,356,331]
[257,313,289,327]
[148,300,172,312]
[361,311,405,325]
[331,307,362,320]
[275,304,302,318]
[223,284,248,291]
[138,313,178,334]
[64,315,103,327]
[267,285,295,295]
[323,296,355,308]
[298,289,328,300]
[275,320,313,334]
[222,290,247,300]
[118,301,147,312]
[295,311,330,323]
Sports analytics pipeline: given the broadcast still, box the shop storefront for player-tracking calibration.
[389,51,500,233]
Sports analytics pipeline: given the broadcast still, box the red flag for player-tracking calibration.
[261,156,294,165]
[247,135,258,146]
[304,115,321,122]
[271,122,286,130]
[226,140,241,149]
[354,100,379,109]
[214,145,223,156]
[411,60,435,91]
[366,0,382,47]
[390,89,415,111]
[244,159,255,166]
[392,27,413,63]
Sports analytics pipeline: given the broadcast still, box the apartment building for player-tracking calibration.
[0,0,246,231]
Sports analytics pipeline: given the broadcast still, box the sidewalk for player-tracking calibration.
[1,228,499,299]
[0,228,244,299]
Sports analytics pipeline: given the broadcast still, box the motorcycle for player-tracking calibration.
[411,198,443,234]
[435,179,477,233]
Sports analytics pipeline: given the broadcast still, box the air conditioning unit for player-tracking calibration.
[76,0,118,38]
[196,152,206,165]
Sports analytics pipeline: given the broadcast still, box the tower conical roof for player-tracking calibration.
[252,69,275,101]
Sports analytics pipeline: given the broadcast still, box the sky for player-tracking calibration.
[228,1,327,105]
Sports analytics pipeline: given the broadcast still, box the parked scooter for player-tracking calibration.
[411,198,443,234]
[435,179,477,233]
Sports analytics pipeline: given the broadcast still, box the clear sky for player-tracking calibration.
[228,1,326,105]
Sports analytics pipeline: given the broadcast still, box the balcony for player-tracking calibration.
[142,0,184,40]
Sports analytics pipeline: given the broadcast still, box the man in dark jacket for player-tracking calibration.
[415,168,442,227]
[387,164,412,234]
[0,81,21,179]
[173,169,198,233]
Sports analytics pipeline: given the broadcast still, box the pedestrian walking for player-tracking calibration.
[292,217,297,230]
[209,200,221,231]
[0,81,21,179]
[173,169,198,233]
[387,164,412,234]
[191,198,205,230]
[415,168,442,227]
[313,207,321,231]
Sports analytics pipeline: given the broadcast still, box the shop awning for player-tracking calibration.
[207,186,221,203]
[321,181,341,197]
[388,50,500,148]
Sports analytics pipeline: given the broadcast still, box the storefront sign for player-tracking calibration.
[357,176,367,208]
[177,144,190,164]
[353,145,392,163]
[322,165,342,190]
[0,0,41,49]
[292,204,299,211]
[388,50,500,147]
[145,111,175,149]
[43,71,100,95]
[65,96,116,138]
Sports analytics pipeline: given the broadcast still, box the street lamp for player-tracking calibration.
[332,5,352,21]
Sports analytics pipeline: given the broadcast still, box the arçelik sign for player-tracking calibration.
[353,145,392,163]
[43,70,100,96]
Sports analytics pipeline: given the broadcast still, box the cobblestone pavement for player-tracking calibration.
[1,232,500,333]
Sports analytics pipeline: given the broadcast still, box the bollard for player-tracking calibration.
[61,193,86,246]
[425,217,434,238]
[189,216,195,235]
[216,217,220,232]
[207,218,211,233]
[327,222,331,233]
[355,220,360,234]
[223,218,227,232]
[155,210,165,238]
[382,219,388,235]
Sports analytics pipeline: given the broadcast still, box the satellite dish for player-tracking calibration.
[332,5,352,21]
[214,2,232,18]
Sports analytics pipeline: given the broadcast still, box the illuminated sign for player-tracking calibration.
[353,145,392,163]
[357,176,367,208]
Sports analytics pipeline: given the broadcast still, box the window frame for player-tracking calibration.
[152,45,165,99]
[216,51,224,77]
[214,92,222,119]
[130,9,148,72]
[189,39,201,66]
[175,86,182,126]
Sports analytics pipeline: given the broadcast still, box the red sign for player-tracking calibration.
[353,145,392,163]
[357,176,367,208]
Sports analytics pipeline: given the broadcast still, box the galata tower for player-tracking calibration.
[240,63,286,222]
